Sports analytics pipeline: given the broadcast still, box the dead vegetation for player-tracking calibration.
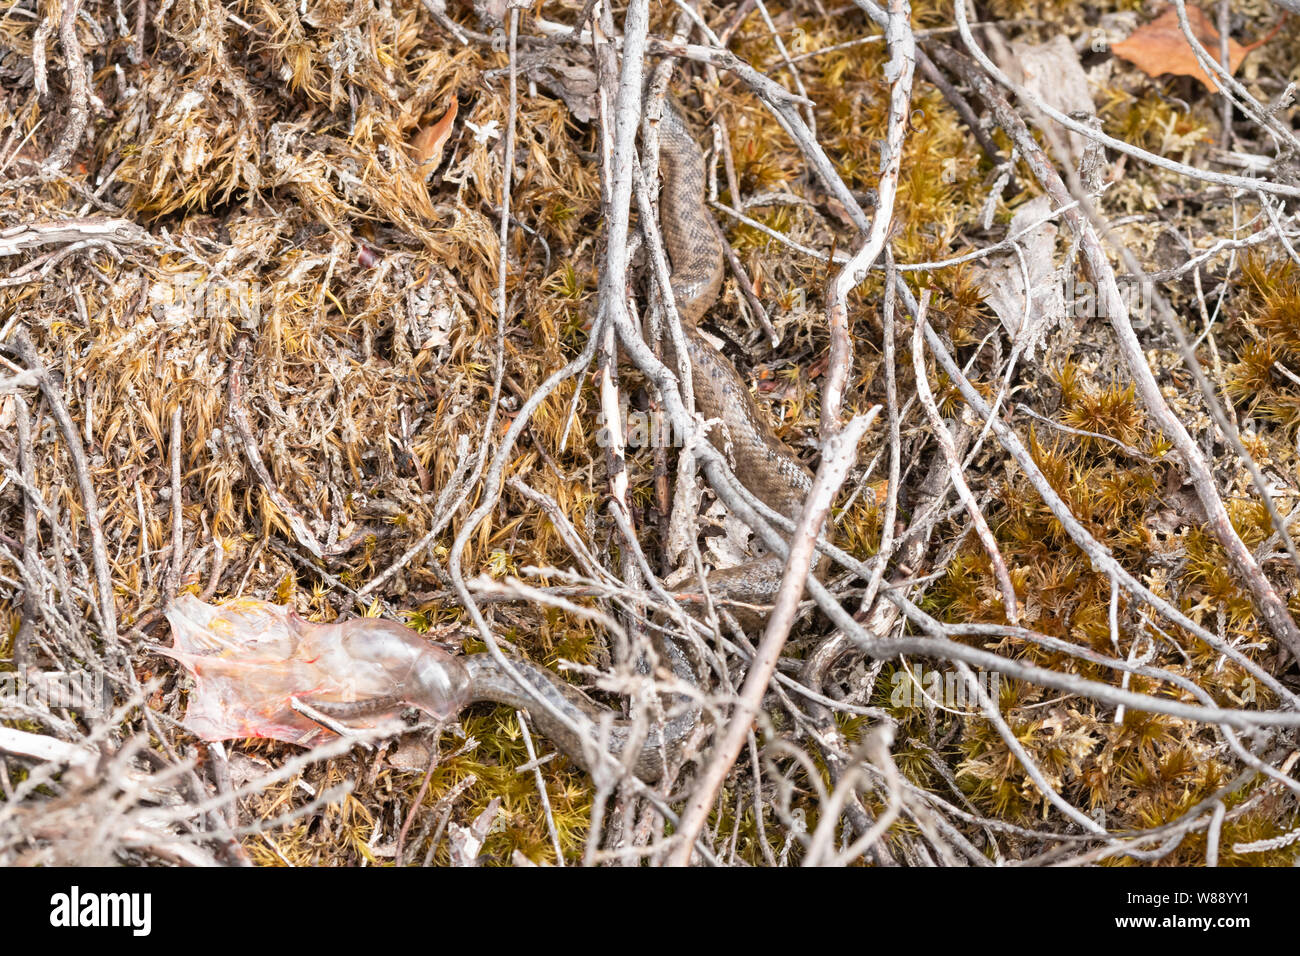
[2,0,1300,866]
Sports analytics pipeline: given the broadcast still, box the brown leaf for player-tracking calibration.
[408,98,458,175]
[1111,5,1266,92]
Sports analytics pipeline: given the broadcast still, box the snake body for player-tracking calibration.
[658,103,815,525]
[402,100,818,782]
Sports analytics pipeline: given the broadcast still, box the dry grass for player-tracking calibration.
[1,0,1299,865]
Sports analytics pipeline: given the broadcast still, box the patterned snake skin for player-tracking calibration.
[456,100,820,782]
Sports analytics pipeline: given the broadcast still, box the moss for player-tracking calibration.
[5,0,1299,866]
[1101,88,1210,157]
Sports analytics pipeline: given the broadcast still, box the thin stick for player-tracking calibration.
[517,711,565,865]
[47,0,96,169]
[4,331,117,641]
[166,405,184,598]
[821,0,913,438]
[912,292,1018,623]
[227,338,325,560]
[931,33,1300,661]
[668,408,878,864]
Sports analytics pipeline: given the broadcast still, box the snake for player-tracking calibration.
[314,99,826,783]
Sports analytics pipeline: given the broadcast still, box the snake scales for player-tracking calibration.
[459,100,821,780]
[322,100,825,782]
[436,99,831,782]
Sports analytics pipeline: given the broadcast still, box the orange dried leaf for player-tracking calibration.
[865,478,890,508]
[1110,5,1261,92]
[408,98,459,173]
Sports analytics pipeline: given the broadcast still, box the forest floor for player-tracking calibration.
[2,0,1300,866]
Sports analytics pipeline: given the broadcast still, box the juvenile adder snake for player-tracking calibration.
[323,99,826,782]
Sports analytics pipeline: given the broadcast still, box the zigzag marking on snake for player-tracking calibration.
[446,99,823,782]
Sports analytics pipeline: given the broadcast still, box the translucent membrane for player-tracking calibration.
[160,595,471,745]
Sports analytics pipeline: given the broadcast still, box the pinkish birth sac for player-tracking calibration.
[158,595,471,745]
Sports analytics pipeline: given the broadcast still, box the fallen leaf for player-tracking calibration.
[864,478,889,508]
[520,48,600,124]
[408,98,458,175]
[448,797,501,867]
[387,738,434,772]
[976,195,1065,359]
[823,196,855,228]
[1111,5,1271,92]
[1010,35,1096,169]
[704,505,761,570]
